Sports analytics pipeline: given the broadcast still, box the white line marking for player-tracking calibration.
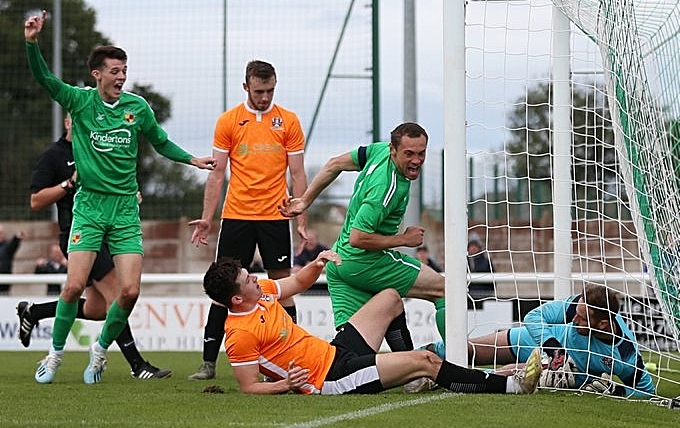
[285,393,459,428]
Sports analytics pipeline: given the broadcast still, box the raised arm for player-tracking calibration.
[277,250,341,300]
[25,10,46,43]
[279,152,358,217]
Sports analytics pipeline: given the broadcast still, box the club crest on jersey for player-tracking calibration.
[124,111,136,124]
[601,356,614,370]
[71,231,82,245]
[270,116,284,130]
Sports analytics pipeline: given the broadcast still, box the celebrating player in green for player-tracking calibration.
[24,10,215,384]
[279,123,446,357]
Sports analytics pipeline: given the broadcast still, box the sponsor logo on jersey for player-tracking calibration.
[270,116,284,130]
[124,111,136,124]
[89,129,132,152]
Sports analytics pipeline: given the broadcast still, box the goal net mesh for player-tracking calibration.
[465,0,680,401]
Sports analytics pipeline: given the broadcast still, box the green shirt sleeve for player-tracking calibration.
[137,100,193,164]
[151,138,193,164]
[26,41,68,102]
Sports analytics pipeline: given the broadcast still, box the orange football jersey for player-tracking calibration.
[225,279,336,394]
[213,103,305,219]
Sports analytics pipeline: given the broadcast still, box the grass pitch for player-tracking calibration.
[1,351,679,427]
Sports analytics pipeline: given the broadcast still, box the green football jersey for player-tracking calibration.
[26,42,193,195]
[333,142,411,261]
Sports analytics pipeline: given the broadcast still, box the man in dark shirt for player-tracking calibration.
[468,239,493,273]
[0,225,25,295]
[415,246,443,273]
[293,229,329,273]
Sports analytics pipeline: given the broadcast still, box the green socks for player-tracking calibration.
[52,297,79,351]
[98,301,132,349]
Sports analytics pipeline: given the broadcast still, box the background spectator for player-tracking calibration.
[0,225,25,295]
[35,244,68,295]
[415,246,443,273]
[467,238,493,273]
[293,229,330,273]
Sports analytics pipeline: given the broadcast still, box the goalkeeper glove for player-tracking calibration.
[538,339,577,389]
[582,373,616,395]
[539,352,577,388]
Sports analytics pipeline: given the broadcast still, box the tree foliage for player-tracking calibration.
[505,81,621,220]
[0,1,204,220]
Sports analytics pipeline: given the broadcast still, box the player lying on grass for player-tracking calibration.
[425,283,655,398]
[202,251,543,395]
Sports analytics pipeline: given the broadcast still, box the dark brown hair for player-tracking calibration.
[390,122,428,148]
[87,46,127,71]
[203,257,243,308]
[245,60,276,84]
[583,282,621,321]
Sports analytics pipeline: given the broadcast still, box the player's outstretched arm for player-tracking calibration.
[279,152,358,217]
[190,156,216,170]
[278,250,341,300]
[25,10,46,42]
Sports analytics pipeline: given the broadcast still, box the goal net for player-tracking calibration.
[464,0,680,402]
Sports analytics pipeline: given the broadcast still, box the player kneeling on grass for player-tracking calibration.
[424,283,655,398]
[202,251,543,395]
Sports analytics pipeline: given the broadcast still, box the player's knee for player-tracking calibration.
[118,284,140,304]
[377,289,403,315]
[62,281,86,301]
[414,349,442,375]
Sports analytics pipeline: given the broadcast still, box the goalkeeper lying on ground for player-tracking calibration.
[426,283,655,398]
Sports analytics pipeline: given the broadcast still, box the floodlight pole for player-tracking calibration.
[51,0,62,142]
[403,0,421,255]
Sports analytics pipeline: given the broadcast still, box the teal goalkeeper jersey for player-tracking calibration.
[332,142,411,261]
[26,42,193,195]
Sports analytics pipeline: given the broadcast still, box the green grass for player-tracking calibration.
[1,351,680,427]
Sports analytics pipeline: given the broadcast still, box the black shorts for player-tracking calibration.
[216,219,292,270]
[322,323,383,394]
[59,238,114,285]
